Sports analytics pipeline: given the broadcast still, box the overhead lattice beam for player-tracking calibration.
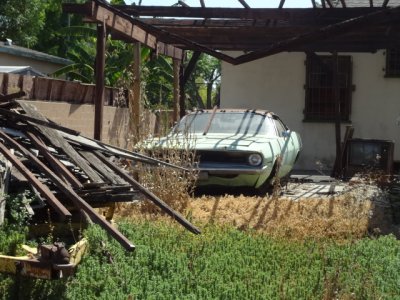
[63,1,183,60]
[238,0,250,9]
[232,4,400,65]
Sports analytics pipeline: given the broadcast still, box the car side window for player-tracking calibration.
[273,118,287,137]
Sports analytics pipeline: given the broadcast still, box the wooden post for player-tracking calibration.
[179,64,186,118]
[94,23,106,141]
[130,42,141,142]
[333,51,342,177]
[173,58,181,123]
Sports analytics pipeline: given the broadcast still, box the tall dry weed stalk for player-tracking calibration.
[125,133,199,215]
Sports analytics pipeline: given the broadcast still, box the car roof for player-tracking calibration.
[187,108,277,118]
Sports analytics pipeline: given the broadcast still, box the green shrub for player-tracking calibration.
[0,221,399,300]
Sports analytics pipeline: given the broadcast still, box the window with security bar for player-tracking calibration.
[304,55,352,122]
[385,49,400,77]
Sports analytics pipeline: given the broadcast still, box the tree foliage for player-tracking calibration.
[0,0,221,110]
[0,0,47,47]
[34,0,86,57]
[185,53,221,109]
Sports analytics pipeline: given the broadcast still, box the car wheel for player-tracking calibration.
[255,162,279,196]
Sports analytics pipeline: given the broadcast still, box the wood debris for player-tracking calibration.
[0,96,200,253]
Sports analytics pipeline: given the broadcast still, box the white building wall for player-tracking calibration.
[0,52,64,75]
[221,51,400,170]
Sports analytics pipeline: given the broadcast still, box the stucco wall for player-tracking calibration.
[0,53,63,75]
[24,101,171,149]
[221,51,400,171]
[25,101,132,148]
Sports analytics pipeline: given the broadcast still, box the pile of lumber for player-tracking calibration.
[0,92,200,252]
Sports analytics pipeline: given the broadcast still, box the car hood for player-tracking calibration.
[152,133,273,150]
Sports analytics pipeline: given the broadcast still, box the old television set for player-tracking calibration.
[345,139,394,177]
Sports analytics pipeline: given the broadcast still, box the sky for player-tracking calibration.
[125,0,313,8]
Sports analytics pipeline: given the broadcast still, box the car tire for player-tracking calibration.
[255,162,279,196]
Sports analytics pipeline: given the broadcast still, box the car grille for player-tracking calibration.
[195,150,254,165]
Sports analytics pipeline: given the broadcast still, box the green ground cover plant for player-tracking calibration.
[1,220,399,300]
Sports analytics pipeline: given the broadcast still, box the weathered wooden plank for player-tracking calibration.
[64,1,184,60]
[79,150,128,185]
[94,23,106,141]
[25,131,83,189]
[0,134,71,219]
[233,4,400,65]
[173,58,180,122]
[238,0,251,9]
[114,14,133,36]
[0,91,25,102]
[0,107,79,136]
[0,130,134,251]
[7,74,21,95]
[33,77,50,100]
[17,101,104,184]
[94,151,201,235]
[59,130,189,171]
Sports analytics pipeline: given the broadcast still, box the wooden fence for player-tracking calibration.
[0,73,126,106]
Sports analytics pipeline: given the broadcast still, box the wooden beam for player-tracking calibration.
[178,0,189,7]
[173,58,181,122]
[278,0,286,9]
[0,131,135,251]
[200,0,205,7]
[332,52,342,178]
[25,131,83,190]
[238,0,250,9]
[94,23,106,141]
[63,1,183,60]
[383,0,390,7]
[0,108,80,136]
[340,0,347,8]
[94,151,201,235]
[17,101,104,184]
[179,64,186,119]
[118,5,291,19]
[232,4,400,65]
[311,0,317,8]
[130,42,141,141]
[0,91,25,102]
[326,0,334,8]
[0,132,72,220]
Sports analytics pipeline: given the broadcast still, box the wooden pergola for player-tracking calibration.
[63,0,400,175]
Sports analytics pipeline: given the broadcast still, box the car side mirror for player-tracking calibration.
[282,130,291,138]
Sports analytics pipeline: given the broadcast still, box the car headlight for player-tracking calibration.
[248,153,262,166]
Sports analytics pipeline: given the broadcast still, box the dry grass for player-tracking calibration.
[116,181,395,241]
[187,194,372,240]
[119,142,198,215]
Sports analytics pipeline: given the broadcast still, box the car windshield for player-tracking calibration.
[173,112,276,136]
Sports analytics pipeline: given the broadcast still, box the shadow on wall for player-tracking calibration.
[108,107,130,149]
[107,109,175,149]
